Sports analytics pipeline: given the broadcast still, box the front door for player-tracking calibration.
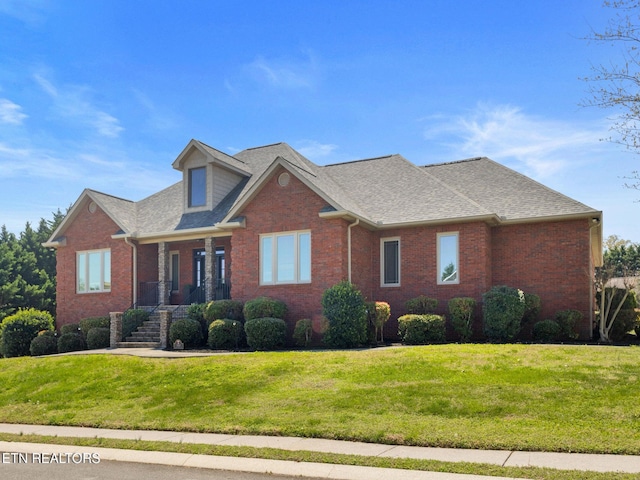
[193,249,206,303]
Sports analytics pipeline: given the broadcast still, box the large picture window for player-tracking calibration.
[188,167,206,207]
[260,231,311,285]
[381,237,400,286]
[77,249,111,293]
[437,232,459,284]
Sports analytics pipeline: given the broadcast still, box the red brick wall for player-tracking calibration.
[231,167,348,338]
[55,199,133,327]
[491,219,593,338]
[366,222,492,339]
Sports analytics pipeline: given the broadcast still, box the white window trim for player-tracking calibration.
[187,166,207,209]
[380,237,401,287]
[76,249,111,294]
[437,232,460,285]
[260,230,311,285]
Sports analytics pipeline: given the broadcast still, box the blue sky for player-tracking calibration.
[1,0,638,242]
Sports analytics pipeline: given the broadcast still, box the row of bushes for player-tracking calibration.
[0,309,114,358]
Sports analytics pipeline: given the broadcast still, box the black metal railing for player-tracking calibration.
[181,279,231,307]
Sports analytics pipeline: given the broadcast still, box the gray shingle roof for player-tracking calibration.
[422,157,598,221]
[53,142,600,241]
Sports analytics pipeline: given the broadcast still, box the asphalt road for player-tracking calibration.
[0,459,309,480]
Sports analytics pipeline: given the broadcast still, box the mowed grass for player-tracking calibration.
[0,344,639,455]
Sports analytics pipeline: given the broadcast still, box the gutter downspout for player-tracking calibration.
[347,218,360,283]
[124,236,138,306]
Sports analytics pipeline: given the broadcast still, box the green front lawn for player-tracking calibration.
[0,344,639,455]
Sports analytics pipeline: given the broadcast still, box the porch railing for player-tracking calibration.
[181,279,231,306]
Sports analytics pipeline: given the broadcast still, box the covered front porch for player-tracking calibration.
[134,235,232,310]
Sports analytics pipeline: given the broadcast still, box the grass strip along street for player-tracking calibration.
[0,345,638,458]
[0,432,637,480]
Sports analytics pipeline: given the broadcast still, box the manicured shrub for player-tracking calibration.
[243,297,287,321]
[532,319,561,343]
[208,319,245,350]
[321,281,367,349]
[86,327,111,350]
[448,297,475,342]
[482,286,525,343]
[554,310,581,341]
[405,295,438,314]
[244,317,287,351]
[366,302,391,344]
[123,309,150,340]
[79,316,110,337]
[169,318,203,348]
[398,314,446,345]
[60,323,82,336]
[187,303,207,322]
[0,308,55,358]
[57,333,87,353]
[29,331,58,356]
[522,293,541,327]
[293,318,313,347]
[204,300,244,324]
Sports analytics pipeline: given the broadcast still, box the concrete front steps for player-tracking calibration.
[117,316,161,348]
[115,305,189,348]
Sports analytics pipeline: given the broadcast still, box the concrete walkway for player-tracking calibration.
[1,423,640,479]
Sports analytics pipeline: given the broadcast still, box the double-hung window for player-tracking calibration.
[381,237,400,286]
[437,232,459,284]
[77,249,111,293]
[188,167,206,207]
[260,231,311,284]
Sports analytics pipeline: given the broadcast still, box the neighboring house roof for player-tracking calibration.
[44,140,603,247]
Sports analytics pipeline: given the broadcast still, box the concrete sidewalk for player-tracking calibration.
[1,423,640,479]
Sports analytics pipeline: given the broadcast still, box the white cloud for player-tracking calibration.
[246,52,319,89]
[296,140,338,160]
[33,74,124,138]
[0,98,27,124]
[0,0,48,25]
[423,103,607,178]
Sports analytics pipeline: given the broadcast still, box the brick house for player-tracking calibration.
[44,139,603,340]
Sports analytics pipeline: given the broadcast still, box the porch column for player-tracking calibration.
[158,241,170,305]
[204,236,216,302]
[159,310,172,349]
[109,312,123,348]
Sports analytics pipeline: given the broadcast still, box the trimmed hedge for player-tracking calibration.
[30,331,58,356]
[405,295,438,314]
[244,317,286,350]
[554,310,581,341]
[0,308,55,358]
[366,302,391,344]
[207,319,245,350]
[204,300,244,323]
[482,285,525,343]
[532,319,561,343]
[79,316,110,337]
[293,318,313,347]
[86,327,111,350]
[243,297,287,321]
[169,318,203,348]
[322,281,367,349]
[57,333,87,353]
[398,314,446,345]
[448,297,475,342]
[60,323,82,336]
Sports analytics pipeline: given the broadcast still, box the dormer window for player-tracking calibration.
[188,167,206,207]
